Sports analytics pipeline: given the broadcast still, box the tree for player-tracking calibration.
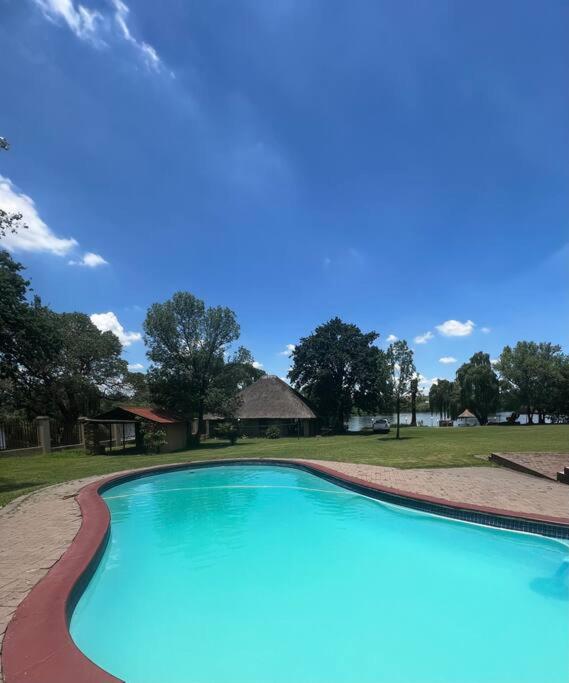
[220,346,265,390]
[455,352,499,425]
[144,292,252,440]
[375,348,394,415]
[497,342,565,424]
[387,340,415,439]
[0,137,28,238]
[103,370,150,408]
[547,358,569,422]
[0,250,29,352]
[409,377,419,427]
[288,318,380,431]
[10,311,126,425]
[429,379,460,420]
[0,208,27,239]
[1,251,127,424]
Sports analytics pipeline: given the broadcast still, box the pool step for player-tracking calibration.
[556,467,569,485]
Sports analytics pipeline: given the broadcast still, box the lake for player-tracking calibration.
[347,412,541,431]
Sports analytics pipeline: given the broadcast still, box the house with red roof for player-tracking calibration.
[90,405,188,453]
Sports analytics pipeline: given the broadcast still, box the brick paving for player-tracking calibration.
[304,460,569,517]
[1,459,569,681]
[490,452,569,481]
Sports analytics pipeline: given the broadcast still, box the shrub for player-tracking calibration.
[140,422,167,454]
[265,425,281,439]
[215,423,240,445]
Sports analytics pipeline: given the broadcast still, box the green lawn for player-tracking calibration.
[1,425,567,507]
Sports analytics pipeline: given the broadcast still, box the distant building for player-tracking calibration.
[89,406,188,452]
[456,409,479,427]
[234,375,317,437]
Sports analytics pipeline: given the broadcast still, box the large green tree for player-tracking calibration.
[455,352,499,425]
[547,359,569,422]
[0,137,28,238]
[289,317,380,431]
[0,251,127,424]
[409,376,419,427]
[387,340,415,439]
[497,341,565,424]
[144,292,258,439]
[429,379,460,420]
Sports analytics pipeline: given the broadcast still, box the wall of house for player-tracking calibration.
[239,419,315,438]
[163,423,188,452]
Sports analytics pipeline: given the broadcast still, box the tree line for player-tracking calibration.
[0,252,262,440]
[1,250,567,442]
[429,345,569,425]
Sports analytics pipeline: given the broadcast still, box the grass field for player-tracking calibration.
[1,425,567,507]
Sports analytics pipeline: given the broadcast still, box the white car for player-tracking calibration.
[372,418,390,434]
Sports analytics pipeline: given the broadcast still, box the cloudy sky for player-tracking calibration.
[1,0,567,387]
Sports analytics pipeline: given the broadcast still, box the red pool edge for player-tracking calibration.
[3,457,569,683]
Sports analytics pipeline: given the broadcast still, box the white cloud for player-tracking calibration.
[436,319,475,337]
[414,331,434,344]
[490,358,499,366]
[252,361,263,369]
[0,175,78,256]
[127,363,144,371]
[417,374,438,391]
[111,0,163,71]
[279,343,296,357]
[90,312,142,346]
[33,0,102,42]
[481,327,491,334]
[439,356,457,364]
[33,0,166,73]
[68,251,108,267]
[386,334,398,343]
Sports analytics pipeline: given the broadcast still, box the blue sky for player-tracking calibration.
[1,0,567,389]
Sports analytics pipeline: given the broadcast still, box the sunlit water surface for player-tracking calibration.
[71,465,569,683]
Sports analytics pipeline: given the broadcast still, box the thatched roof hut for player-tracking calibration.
[236,375,316,419]
[456,408,479,426]
[235,375,316,436]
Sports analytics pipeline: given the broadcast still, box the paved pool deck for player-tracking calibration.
[489,452,568,480]
[1,458,568,681]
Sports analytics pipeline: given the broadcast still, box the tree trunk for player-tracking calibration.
[410,394,417,427]
[396,396,401,440]
[196,399,205,444]
[527,408,533,425]
[538,412,546,425]
[337,402,345,433]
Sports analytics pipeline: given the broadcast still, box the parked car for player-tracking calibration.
[372,418,390,434]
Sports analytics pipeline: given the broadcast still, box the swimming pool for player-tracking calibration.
[70,464,569,683]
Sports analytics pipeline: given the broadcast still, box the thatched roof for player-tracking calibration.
[235,375,316,420]
[458,409,476,419]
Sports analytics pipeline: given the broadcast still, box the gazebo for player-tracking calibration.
[456,409,479,427]
[82,406,188,454]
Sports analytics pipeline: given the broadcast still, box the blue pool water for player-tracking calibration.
[70,465,569,683]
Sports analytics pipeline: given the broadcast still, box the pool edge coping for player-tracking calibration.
[3,457,569,683]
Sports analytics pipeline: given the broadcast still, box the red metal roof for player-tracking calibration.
[120,406,185,424]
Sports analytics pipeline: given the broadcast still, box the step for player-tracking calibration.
[556,470,569,485]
